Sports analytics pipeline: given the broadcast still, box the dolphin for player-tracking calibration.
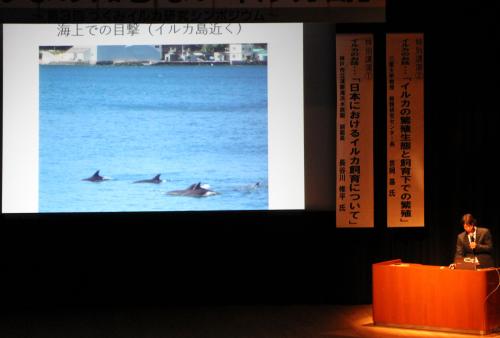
[82,170,108,182]
[233,181,263,192]
[167,182,217,197]
[134,174,163,184]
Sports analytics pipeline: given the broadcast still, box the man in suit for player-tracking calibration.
[455,213,495,268]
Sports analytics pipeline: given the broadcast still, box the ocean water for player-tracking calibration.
[39,65,268,212]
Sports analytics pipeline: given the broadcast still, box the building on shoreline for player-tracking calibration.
[39,46,97,65]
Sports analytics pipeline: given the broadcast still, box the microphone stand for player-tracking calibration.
[471,236,477,270]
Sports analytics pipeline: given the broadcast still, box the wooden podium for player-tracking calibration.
[372,259,500,335]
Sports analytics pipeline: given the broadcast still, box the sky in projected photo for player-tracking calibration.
[39,44,268,212]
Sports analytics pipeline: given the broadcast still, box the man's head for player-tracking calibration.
[461,213,477,234]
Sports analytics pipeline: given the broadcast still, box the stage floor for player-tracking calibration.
[1,304,499,338]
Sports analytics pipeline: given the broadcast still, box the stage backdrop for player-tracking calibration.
[386,33,424,227]
[336,34,374,228]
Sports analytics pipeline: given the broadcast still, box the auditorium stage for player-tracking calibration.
[1,304,499,338]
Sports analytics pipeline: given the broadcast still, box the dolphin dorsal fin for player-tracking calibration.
[93,170,100,177]
[153,174,161,180]
[195,182,202,189]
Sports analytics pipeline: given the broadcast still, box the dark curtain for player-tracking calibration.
[1,0,499,308]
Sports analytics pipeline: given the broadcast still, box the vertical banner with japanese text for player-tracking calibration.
[387,33,424,227]
[336,34,374,228]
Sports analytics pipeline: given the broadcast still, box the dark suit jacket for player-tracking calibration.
[455,227,495,268]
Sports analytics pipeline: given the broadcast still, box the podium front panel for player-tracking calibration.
[372,260,500,334]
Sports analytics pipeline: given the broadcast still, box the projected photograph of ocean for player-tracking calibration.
[39,45,268,212]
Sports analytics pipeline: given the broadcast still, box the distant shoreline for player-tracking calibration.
[39,60,268,66]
